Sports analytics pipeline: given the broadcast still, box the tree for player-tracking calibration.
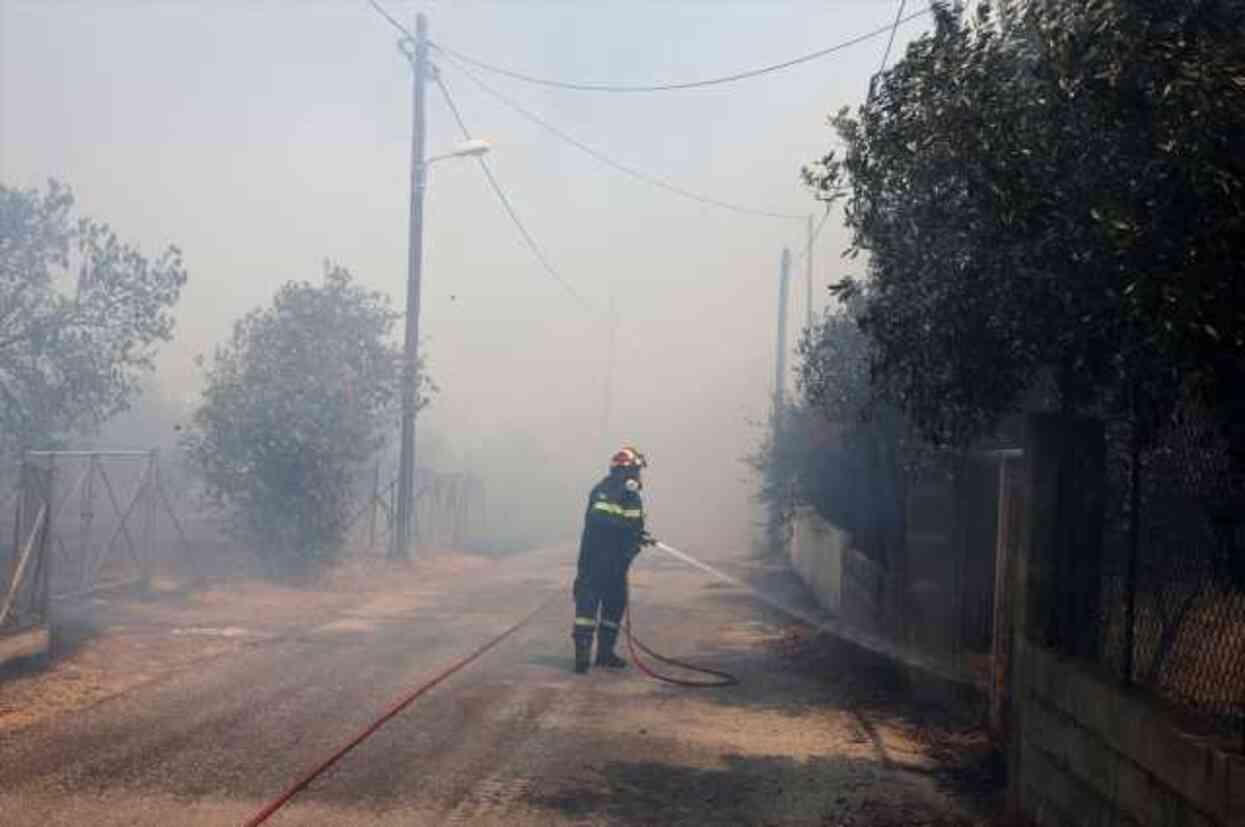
[794,304,930,565]
[805,0,1245,446]
[183,265,422,570]
[0,179,188,459]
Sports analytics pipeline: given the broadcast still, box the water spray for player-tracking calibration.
[650,541,981,689]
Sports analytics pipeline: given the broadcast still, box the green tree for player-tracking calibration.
[184,265,422,571]
[0,179,188,459]
[794,305,927,563]
[805,0,1245,446]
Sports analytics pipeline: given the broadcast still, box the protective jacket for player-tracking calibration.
[572,475,644,656]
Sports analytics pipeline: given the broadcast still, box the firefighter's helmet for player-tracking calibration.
[609,446,647,471]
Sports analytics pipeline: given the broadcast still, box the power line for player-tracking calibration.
[366,0,413,41]
[431,6,933,94]
[878,0,909,73]
[813,207,831,244]
[794,206,833,265]
[433,72,596,312]
[438,55,805,221]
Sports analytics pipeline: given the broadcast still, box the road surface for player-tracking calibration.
[0,544,995,825]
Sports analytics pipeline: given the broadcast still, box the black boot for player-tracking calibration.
[573,631,592,674]
[594,625,627,669]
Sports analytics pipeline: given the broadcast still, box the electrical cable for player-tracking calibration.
[811,207,832,247]
[365,0,412,41]
[376,1,852,296]
[793,206,833,266]
[430,6,934,94]
[438,55,805,220]
[878,0,910,74]
[433,72,597,311]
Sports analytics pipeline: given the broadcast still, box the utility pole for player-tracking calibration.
[805,214,814,332]
[395,12,429,561]
[774,248,791,429]
[770,248,792,548]
[601,294,617,446]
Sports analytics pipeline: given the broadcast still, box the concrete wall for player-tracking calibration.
[790,506,842,615]
[1012,640,1243,827]
[1010,413,1244,826]
[789,506,885,632]
[905,479,958,655]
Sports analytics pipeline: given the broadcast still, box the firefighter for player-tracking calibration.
[572,446,654,674]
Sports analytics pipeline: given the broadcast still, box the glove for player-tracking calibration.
[640,531,658,548]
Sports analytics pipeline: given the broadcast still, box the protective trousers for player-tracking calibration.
[572,552,629,660]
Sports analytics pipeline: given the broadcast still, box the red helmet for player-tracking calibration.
[609,446,648,470]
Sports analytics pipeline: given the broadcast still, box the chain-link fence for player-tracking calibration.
[1099,406,1245,734]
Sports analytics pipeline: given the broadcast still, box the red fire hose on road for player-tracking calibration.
[622,546,739,688]
[242,589,561,827]
[624,609,739,688]
[243,542,739,825]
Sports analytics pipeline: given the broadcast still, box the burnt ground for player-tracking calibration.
[0,544,1004,825]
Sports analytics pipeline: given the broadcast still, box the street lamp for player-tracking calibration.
[426,138,491,165]
[394,120,491,562]
[394,12,494,563]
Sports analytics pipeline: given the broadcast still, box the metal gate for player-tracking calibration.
[0,459,53,668]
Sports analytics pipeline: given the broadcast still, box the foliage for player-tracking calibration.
[798,301,873,426]
[184,265,420,570]
[805,0,1245,446]
[0,179,187,459]
[792,305,939,562]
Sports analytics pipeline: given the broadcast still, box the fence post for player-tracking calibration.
[386,479,397,557]
[6,469,22,600]
[1021,413,1106,656]
[140,452,156,593]
[36,463,52,627]
[369,462,380,552]
[455,478,466,548]
[989,454,1014,743]
[79,457,95,590]
[1007,413,1105,817]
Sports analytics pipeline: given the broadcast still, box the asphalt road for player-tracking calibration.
[0,544,991,826]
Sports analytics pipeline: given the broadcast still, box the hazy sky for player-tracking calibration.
[1,1,931,550]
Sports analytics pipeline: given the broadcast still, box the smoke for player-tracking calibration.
[0,2,922,563]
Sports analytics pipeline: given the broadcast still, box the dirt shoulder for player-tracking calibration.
[0,551,492,734]
[767,623,1005,825]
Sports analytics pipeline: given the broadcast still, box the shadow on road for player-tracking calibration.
[627,549,1005,822]
[527,751,983,827]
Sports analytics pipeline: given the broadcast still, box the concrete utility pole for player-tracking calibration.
[774,247,791,432]
[601,294,617,445]
[395,11,429,561]
[805,214,814,332]
[769,248,792,548]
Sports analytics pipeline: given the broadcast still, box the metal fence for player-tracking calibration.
[1,451,196,603]
[1,460,52,637]
[343,465,485,555]
[1098,407,1245,732]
